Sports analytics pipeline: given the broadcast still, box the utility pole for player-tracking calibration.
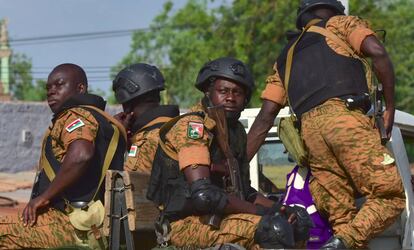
[339,0,349,15]
[0,18,11,101]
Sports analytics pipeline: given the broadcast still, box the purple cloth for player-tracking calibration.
[283,165,333,249]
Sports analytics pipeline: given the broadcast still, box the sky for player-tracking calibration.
[0,0,189,97]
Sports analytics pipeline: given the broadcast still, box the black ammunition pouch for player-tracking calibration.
[341,93,372,113]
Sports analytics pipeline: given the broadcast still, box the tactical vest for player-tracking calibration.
[31,94,126,212]
[277,20,369,117]
[146,111,251,222]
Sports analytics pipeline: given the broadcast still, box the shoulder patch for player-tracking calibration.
[65,118,85,133]
[187,122,204,139]
[128,145,138,157]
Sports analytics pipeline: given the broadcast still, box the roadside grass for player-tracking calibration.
[262,164,295,189]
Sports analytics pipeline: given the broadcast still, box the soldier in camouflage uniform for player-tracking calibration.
[0,63,126,249]
[112,63,179,174]
[146,57,313,249]
[247,0,405,248]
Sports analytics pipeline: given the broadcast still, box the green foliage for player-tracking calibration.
[9,53,46,101]
[117,0,414,113]
[350,0,414,114]
[115,0,298,107]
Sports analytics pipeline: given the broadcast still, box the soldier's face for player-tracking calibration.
[46,70,84,113]
[208,79,246,114]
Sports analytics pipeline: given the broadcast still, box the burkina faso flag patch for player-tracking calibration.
[65,118,85,133]
[187,122,204,139]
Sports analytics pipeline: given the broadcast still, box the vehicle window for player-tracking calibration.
[403,137,414,174]
[257,141,296,192]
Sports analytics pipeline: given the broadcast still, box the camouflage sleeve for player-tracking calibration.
[327,15,375,55]
[261,63,287,106]
[124,129,159,174]
[59,108,99,149]
[166,114,211,170]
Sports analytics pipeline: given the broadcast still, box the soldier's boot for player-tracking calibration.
[320,236,347,249]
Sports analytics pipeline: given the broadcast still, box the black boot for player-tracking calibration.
[320,236,347,249]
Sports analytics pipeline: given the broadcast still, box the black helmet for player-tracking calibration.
[112,63,165,104]
[195,57,255,102]
[296,0,345,29]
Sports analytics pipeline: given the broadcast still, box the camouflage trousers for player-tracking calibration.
[170,214,261,249]
[0,207,77,249]
[301,99,406,248]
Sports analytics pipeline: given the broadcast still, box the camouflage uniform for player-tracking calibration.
[261,16,405,248]
[124,106,179,174]
[125,128,160,174]
[0,208,76,249]
[163,102,261,249]
[0,107,102,249]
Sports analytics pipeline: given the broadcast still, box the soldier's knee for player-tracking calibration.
[254,214,294,249]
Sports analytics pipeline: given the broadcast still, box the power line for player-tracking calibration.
[8,27,150,46]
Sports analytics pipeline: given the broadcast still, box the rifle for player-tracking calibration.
[202,106,244,229]
[374,83,388,145]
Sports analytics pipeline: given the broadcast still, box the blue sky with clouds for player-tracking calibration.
[0,0,189,96]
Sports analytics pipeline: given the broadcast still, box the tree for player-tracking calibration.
[9,53,46,101]
[117,0,414,112]
[115,0,297,107]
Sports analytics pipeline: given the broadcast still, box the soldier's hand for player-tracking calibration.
[256,203,297,224]
[383,108,395,139]
[283,205,314,242]
[114,112,134,132]
[280,206,297,224]
[22,195,49,227]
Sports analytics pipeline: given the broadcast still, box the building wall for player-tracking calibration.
[0,102,121,173]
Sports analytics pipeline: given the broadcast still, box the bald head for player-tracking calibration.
[50,63,88,89]
[46,63,88,113]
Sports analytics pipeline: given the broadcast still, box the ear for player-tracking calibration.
[77,83,87,94]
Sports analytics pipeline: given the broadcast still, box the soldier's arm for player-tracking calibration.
[335,16,395,137]
[361,35,395,137]
[247,100,282,161]
[23,109,99,226]
[247,67,286,161]
[23,140,94,226]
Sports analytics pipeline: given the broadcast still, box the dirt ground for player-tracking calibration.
[0,171,34,216]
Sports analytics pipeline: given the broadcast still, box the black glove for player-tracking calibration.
[254,213,295,249]
[284,205,314,242]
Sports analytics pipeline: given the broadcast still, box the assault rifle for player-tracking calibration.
[204,105,244,228]
[374,83,388,145]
